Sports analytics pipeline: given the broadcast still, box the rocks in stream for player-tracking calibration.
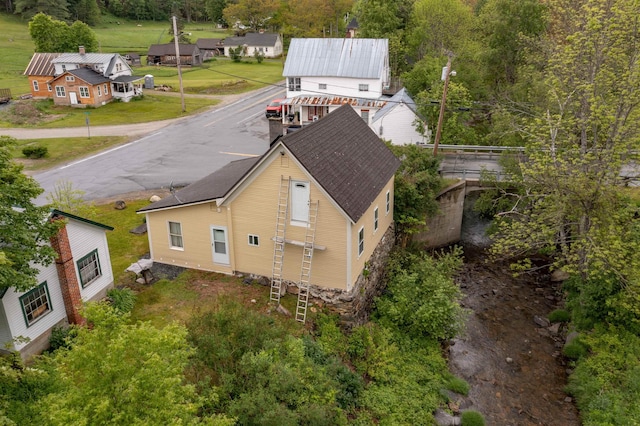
[534,315,551,327]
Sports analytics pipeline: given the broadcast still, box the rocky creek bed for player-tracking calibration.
[444,245,581,425]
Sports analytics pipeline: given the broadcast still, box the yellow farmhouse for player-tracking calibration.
[138,105,400,302]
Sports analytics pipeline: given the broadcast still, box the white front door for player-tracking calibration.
[211,226,229,264]
[290,180,309,223]
[69,92,78,104]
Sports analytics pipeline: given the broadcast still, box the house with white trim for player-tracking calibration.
[0,210,114,361]
[138,105,400,309]
[371,88,429,145]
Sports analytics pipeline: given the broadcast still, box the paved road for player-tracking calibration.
[23,85,285,205]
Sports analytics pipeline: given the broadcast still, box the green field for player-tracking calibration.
[0,13,284,98]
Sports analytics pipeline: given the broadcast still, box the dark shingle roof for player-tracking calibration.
[224,33,279,47]
[67,68,110,85]
[147,44,198,56]
[137,157,259,212]
[24,53,62,76]
[138,105,400,222]
[282,104,400,222]
[196,38,223,49]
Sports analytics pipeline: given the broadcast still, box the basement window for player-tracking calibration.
[248,234,260,246]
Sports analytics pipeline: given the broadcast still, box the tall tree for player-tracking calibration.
[489,0,640,283]
[222,0,279,31]
[67,0,101,25]
[14,0,69,20]
[0,136,60,293]
[204,0,227,24]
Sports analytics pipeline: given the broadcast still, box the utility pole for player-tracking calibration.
[172,16,186,113]
[433,54,453,156]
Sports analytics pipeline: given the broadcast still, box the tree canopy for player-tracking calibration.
[0,136,60,293]
[28,13,98,53]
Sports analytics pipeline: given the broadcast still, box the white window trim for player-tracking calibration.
[374,206,379,233]
[55,86,66,97]
[32,80,39,91]
[248,234,259,246]
[358,226,364,257]
[359,83,369,92]
[20,282,51,327]
[97,85,101,96]
[386,190,390,215]
[79,86,90,98]
[168,221,184,250]
[65,75,75,82]
[77,249,102,288]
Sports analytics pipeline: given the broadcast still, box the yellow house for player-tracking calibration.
[138,105,400,315]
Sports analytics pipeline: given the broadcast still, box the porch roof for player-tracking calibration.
[112,75,144,83]
[282,95,387,108]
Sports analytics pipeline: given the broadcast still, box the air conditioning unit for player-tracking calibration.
[312,115,319,122]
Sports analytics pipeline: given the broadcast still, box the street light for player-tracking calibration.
[433,54,455,156]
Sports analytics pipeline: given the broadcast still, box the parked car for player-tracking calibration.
[265,98,284,118]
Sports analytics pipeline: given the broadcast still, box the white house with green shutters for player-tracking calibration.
[0,210,114,361]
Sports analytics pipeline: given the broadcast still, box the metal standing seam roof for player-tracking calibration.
[138,104,400,223]
[372,88,421,122]
[23,53,62,76]
[52,53,119,64]
[283,38,388,79]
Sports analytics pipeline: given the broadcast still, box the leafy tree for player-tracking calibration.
[28,13,98,52]
[205,0,227,24]
[43,302,233,425]
[407,0,475,61]
[222,0,279,31]
[353,0,402,38]
[14,0,69,20]
[488,0,640,284]
[388,143,441,246]
[46,180,97,219]
[67,0,100,25]
[0,136,60,293]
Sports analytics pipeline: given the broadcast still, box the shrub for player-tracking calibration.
[563,338,588,360]
[548,309,570,323]
[461,410,485,426]
[22,145,48,159]
[107,287,136,313]
[48,325,77,351]
[445,376,470,396]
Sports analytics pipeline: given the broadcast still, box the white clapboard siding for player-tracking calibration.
[66,219,114,302]
[372,103,426,145]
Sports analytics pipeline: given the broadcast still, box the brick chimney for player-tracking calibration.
[78,45,86,55]
[50,219,85,325]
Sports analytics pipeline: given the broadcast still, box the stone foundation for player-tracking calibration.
[239,225,396,328]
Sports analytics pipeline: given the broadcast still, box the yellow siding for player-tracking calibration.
[145,151,395,291]
[230,152,349,290]
[349,176,395,286]
[146,203,233,274]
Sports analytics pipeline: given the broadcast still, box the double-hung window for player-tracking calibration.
[33,81,39,91]
[55,86,66,97]
[288,77,301,91]
[386,191,390,215]
[77,249,102,287]
[79,86,90,98]
[358,227,364,256]
[20,282,51,327]
[374,207,379,232]
[169,221,184,249]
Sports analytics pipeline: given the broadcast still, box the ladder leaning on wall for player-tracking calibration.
[296,200,318,323]
[270,176,290,303]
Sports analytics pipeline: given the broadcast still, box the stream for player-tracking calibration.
[446,194,581,425]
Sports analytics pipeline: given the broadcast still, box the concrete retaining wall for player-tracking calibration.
[414,180,466,249]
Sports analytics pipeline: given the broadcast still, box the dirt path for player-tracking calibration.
[449,248,580,425]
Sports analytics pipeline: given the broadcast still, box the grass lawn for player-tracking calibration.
[12,136,129,171]
[0,92,219,128]
[86,198,306,329]
[0,13,283,99]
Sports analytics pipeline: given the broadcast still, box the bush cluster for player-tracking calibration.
[22,145,48,159]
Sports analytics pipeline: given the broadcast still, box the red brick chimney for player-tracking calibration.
[50,219,85,325]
